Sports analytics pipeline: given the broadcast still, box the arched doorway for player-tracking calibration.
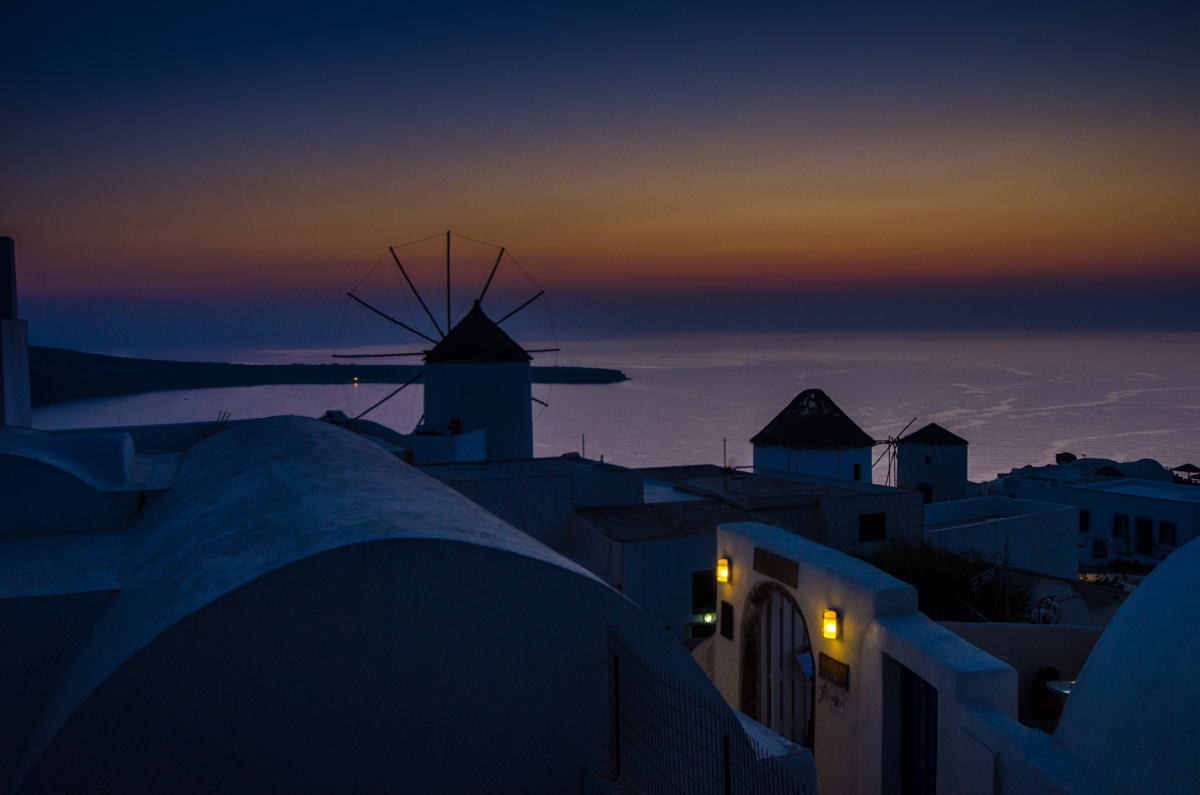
[739,581,814,747]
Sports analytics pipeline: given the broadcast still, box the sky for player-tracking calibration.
[3,2,1199,352]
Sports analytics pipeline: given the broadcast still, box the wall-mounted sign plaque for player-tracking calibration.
[753,547,799,588]
[819,653,849,692]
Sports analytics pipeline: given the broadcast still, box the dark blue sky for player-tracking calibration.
[4,2,1198,351]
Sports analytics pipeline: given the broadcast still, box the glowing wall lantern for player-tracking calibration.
[717,558,730,583]
[703,612,715,624]
[823,609,839,639]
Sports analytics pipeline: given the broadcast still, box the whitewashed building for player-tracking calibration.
[752,389,876,483]
[1071,478,1200,558]
[896,423,968,503]
[987,458,1198,560]
[924,496,1079,579]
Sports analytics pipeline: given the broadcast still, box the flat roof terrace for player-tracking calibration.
[421,454,632,481]
[1074,478,1200,503]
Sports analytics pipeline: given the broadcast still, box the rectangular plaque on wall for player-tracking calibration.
[819,653,850,691]
[753,547,799,588]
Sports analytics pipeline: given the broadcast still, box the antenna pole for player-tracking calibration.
[446,231,451,330]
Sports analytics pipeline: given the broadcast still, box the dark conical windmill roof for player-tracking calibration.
[424,301,531,364]
[750,389,875,450]
[898,423,968,447]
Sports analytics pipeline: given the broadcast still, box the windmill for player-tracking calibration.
[872,417,917,487]
[333,232,557,460]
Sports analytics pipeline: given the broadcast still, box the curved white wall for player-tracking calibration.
[1054,536,1200,794]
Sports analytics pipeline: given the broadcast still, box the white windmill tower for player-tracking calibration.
[334,232,557,462]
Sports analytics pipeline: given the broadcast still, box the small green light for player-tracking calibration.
[703,613,715,623]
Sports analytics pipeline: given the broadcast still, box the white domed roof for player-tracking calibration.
[1055,537,1200,793]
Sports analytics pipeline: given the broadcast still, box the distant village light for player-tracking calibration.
[717,558,730,582]
[823,609,839,639]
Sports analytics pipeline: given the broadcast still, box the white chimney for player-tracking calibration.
[1,237,32,427]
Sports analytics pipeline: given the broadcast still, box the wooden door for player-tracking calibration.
[759,592,813,745]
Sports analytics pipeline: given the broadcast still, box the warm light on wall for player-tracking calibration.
[717,558,730,583]
[823,609,839,639]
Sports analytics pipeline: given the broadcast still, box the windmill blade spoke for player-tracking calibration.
[873,445,891,467]
[478,247,505,302]
[522,348,560,354]
[355,371,424,420]
[348,293,439,344]
[390,247,444,338]
[532,396,548,407]
[331,352,429,358]
[897,416,918,438]
[496,290,545,324]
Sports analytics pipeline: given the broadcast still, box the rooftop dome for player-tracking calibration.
[423,301,531,365]
[750,389,875,451]
[897,423,968,447]
[1054,536,1200,793]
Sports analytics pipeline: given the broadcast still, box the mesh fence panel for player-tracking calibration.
[607,627,812,795]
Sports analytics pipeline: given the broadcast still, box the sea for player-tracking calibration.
[31,331,1200,484]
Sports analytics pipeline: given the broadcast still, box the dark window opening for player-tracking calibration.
[1113,514,1129,540]
[720,601,735,639]
[692,570,717,616]
[924,456,932,465]
[1136,517,1154,555]
[859,512,887,543]
[1160,521,1178,546]
[917,483,933,504]
[1079,509,1090,534]
[853,463,862,482]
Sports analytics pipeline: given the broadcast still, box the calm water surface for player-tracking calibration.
[32,332,1200,483]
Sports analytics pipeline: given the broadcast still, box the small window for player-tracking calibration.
[1160,521,1178,547]
[859,512,887,543]
[1079,509,1090,535]
[853,463,862,482]
[720,601,735,640]
[1113,514,1129,540]
[925,456,932,465]
[692,570,717,615]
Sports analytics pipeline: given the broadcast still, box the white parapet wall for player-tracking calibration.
[709,521,1017,795]
[924,496,1079,579]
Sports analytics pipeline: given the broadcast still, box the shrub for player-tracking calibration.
[857,540,1033,622]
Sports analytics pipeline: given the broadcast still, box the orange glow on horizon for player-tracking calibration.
[10,110,1199,299]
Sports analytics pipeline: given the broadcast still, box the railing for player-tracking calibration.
[607,627,811,795]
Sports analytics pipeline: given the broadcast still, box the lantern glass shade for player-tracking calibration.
[822,609,838,639]
[717,558,730,583]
